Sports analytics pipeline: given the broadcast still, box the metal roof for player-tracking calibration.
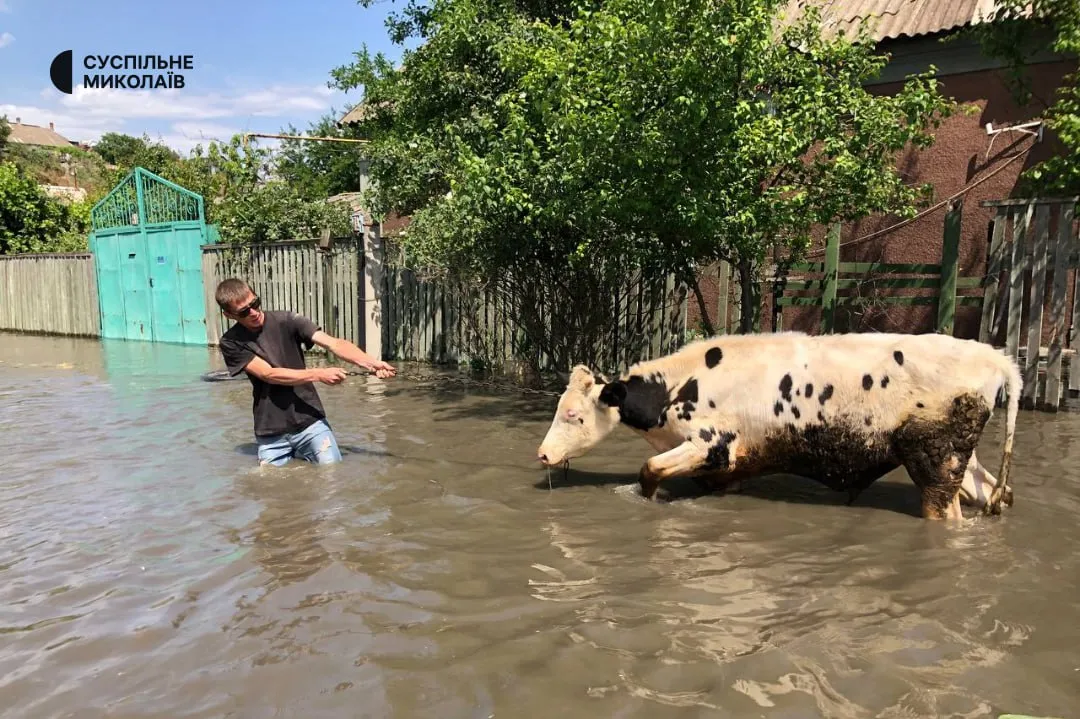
[784,0,1000,42]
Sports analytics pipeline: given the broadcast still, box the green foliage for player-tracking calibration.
[974,0,1080,195]
[275,111,368,200]
[5,143,114,200]
[0,162,90,254]
[333,0,954,282]
[0,116,9,160]
[93,132,154,166]
[213,181,354,244]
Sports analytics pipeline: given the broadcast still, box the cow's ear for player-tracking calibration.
[598,380,627,408]
[568,364,595,391]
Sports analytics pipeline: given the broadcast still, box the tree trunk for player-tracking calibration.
[684,267,716,337]
[738,258,756,334]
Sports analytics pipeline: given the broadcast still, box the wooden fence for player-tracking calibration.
[0,253,100,337]
[979,197,1079,411]
[200,238,366,347]
[382,262,688,374]
[774,200,982,334]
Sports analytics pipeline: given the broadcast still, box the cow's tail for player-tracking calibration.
[988,351,1022,515]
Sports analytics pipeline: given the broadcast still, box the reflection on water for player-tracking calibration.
[1,331,1079,718]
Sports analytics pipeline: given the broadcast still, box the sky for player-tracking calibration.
[0,0,409,154]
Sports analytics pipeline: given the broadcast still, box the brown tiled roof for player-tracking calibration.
[339,100,394,126]
[785,0,1000,42]
[7,122,76,148]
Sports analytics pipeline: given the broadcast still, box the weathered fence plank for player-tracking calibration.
[1044,201,1074,410]
[1005,204,1032,360]
[979,208,1009,344]
[936,199,962,334]
[0,254,100,337]
[1022,204,1052,409]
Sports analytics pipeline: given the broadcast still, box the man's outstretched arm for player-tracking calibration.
[311,331,397,377]
[242,355,347,386]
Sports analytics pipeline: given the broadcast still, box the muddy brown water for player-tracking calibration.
[2,332,1079,718]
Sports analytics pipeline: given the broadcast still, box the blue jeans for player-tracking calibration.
[256,419,342,466]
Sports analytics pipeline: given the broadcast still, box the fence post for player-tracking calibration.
[318,229,337,362]
[717,260,730,334]
[361,216,385,361]
[937,197,962,335]
[821,222,840,334]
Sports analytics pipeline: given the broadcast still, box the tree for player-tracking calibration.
[275,111,368,200]
[213,181,353,244]
[0,162,89,255]
[331,0,953,362]
[973,0,1080,195]
[92,132,149,166]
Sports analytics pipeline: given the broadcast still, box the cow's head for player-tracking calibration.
[537,365,620,466]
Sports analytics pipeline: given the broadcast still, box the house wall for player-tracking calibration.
[689,46,1077,342]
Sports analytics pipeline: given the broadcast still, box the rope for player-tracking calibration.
[200,367,564,397]
[802,145,1033,258]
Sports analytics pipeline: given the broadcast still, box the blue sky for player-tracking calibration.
[0,0,409,153]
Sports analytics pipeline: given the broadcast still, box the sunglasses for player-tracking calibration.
[229,296,261,318]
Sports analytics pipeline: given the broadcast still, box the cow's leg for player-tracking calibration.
[894,393,991,521]
[638,441,707,500]
[638,436,740,500]
[902,451,968,520]
[959,451,1013,512]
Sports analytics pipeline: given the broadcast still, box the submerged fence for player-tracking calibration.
[200,239,366,347]
[198,233,689,376]
[978,197,1079,411]
[382,261,688,374]
[3,194,1077,411]
[0,253,100,337]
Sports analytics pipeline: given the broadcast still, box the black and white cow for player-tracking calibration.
[537,331,1021,520]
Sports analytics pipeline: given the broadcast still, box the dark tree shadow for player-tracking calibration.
[533,466,926,518]
[379,381,558,426]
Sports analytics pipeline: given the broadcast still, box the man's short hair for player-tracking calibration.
[215,278,252,309]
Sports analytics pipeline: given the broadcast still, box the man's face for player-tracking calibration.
[223,290,264,330]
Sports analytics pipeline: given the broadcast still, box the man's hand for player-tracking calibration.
[313,367,348,385]
[366,359,396,379]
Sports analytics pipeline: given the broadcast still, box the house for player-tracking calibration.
[6,119,79,149]
[689,0,1077,338]
[4,119,88,200]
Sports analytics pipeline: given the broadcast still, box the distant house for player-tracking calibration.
[7,119,79,149]
[5,119,88,200]
[337,103,411,240]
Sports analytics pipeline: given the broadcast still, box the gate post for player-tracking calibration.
[361,214,385,360]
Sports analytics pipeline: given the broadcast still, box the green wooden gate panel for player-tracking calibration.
[120,234,153,340]
[89,230,127,340]
[89,168,209,345]
[146,227,184,343]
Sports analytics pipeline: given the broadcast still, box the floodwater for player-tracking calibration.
[1,332,1079,719]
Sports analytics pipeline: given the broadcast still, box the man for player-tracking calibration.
[215,277,396,466]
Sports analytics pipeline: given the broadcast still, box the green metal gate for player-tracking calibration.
[88,167,209,345]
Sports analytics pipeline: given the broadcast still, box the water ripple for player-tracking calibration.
[1,334,1079,717]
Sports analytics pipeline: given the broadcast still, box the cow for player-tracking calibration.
[536,331,1021,520]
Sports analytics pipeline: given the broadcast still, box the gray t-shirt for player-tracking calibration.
[219,310,327,437]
